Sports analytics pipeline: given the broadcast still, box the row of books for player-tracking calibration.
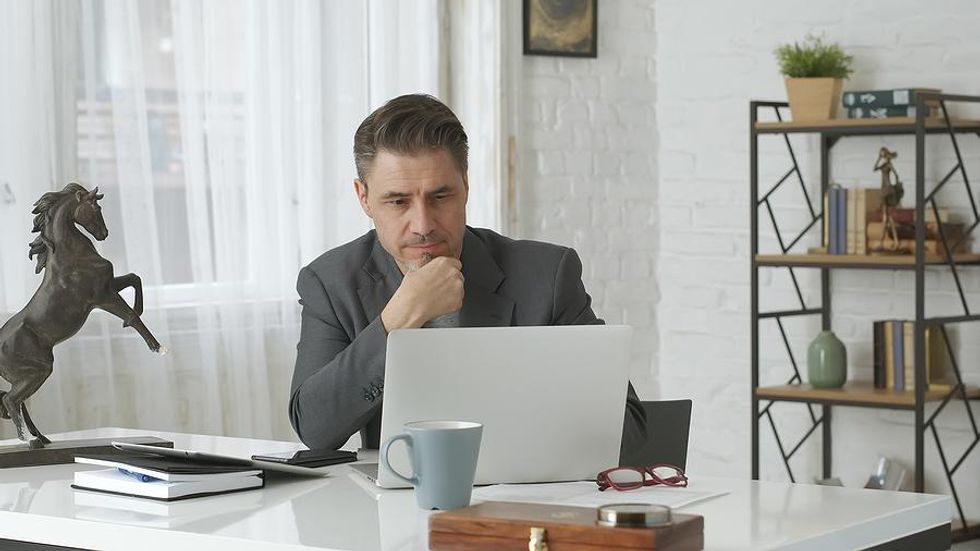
[823,188,966,255]
[872,321,951,392]
[824,187,879,254]
[842,88,941,120]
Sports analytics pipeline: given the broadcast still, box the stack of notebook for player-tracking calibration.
[73,453,264,501]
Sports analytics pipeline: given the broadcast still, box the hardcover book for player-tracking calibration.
[873,321,885,389]
[884,321,895,389]
[842,88,941,108]
[73,468,263,501]
[836,188,847,255]
[866,221,964,243]
[75,453,262,482]
[848,105,938,119]
[869,207,949,224]
[892,321,904,392]
[72,452,264,501]
[873,322,951,392]
[903,322,914,390]
[827,187,846,254]
[925,327,952,391]
[823,192,830,252]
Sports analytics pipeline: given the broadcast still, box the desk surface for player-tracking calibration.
[0,428,952,551]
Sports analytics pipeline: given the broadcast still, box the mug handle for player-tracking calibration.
[380,433,418,486]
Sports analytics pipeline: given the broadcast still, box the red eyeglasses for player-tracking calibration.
[596,464,688,491]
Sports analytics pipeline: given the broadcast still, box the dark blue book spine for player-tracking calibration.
[892,320,904,391]
[836,189,847,255]
[827,190,834,254]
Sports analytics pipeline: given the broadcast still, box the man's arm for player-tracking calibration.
[290,257,465,449]
[551,248,648,456]
[289,267,387,450]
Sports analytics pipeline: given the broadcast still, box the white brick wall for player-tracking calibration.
[517,0,659,398]
[655,0,980,509]
[518,0,980,514]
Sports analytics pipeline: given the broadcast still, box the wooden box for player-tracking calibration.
[429,501,703,550]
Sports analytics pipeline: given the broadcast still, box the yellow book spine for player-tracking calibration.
[856,189,867,254]
[823,192,829,249]
[927,326,952,390]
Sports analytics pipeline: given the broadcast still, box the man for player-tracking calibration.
[289,94,645,453]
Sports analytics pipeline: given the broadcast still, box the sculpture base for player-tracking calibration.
[0,436,173,468]
[869,246,911,256]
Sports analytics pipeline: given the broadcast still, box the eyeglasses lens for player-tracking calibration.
[606,468,644,488]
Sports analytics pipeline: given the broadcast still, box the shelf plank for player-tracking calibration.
[754,117,980,135]
[756,382,980,409]
[755,253,980,269]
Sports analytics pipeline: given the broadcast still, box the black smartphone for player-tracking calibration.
[251,449,357,468]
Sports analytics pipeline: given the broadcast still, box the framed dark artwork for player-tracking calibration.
[523,0,598,58]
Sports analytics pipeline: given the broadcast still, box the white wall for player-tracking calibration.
[517,0,980,513]
[655,0,980,505]
[517,0,659,398]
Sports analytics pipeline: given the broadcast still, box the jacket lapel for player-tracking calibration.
[356,236,402,323]
[459,229,515,327]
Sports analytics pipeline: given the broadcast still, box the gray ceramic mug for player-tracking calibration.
[380,420,483,510]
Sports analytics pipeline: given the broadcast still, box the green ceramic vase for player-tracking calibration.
[807,330,847,388]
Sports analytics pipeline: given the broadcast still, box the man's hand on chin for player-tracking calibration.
[381,255,464,333]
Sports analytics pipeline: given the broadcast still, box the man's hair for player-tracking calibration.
[353,94,469,186]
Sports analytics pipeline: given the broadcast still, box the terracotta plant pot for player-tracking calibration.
[784,77,843,122]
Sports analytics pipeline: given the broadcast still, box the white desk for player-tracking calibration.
[0,428,953,550]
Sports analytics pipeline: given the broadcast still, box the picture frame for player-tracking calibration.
[523,0,598,58]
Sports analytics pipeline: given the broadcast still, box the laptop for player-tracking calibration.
[351,325,633,488]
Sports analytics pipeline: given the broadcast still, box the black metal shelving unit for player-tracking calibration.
[749,93,980,541]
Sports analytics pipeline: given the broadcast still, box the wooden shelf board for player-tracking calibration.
[754,117,980,134]
[756,382,980,409]
[755,253,980,268]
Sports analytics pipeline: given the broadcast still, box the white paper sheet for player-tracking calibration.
[471,481,727,510]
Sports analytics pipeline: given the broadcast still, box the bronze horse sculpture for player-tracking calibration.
[0,183,163,448]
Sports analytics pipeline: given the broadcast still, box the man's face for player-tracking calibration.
[355,148,468,274]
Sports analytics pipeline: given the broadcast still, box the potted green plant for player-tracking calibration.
[774,34,853,121]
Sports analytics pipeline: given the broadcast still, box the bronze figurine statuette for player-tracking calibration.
[0,183,165,449]
[872,147,906,253]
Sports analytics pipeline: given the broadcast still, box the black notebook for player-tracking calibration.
[73,452,264,501]
[76,453,261,479]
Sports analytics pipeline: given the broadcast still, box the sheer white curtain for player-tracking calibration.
[0,0,505,441]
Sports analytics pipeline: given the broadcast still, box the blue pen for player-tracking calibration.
[117,468,162,483]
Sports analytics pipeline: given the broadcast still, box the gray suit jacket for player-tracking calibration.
[289,227,646,453]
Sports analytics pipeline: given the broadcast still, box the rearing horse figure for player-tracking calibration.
[0,183,163,448]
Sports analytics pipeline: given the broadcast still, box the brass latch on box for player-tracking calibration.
[529,526,548,550]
